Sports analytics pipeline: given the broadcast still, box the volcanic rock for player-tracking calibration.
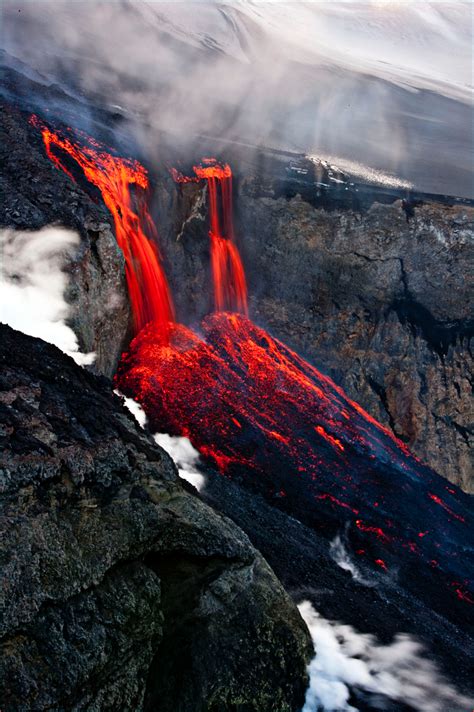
[0,101,130,377]
[1,95,472,491]
[0,324,311,712]
[237,191,474,491]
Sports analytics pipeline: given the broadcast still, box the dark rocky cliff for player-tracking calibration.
[0,324,312,711]
[238,191,474,492]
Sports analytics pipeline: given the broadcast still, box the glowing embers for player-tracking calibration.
[171,158,248,315]
[428,492,465,523]
[355,520,391,542]
[315,425,345,451]
[451,583,474,605]
[31,115,174,338]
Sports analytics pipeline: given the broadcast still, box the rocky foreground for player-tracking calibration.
[0,324,311,711]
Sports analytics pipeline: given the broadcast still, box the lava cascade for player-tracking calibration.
[172,159,248,314]
[31,115,174,337]
[116,313,474,616]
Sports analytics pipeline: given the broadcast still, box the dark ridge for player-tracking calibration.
[269,177,474,214]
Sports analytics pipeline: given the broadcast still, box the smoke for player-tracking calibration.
[329,534,374,587]
[118,393,148,429]
[1,1,472,196]
[298,600,473,712]
[118,393,206,492]
[0,227,95,365]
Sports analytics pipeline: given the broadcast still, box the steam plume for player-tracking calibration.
[329,534,373,587]
[154,433,206,492]
[2,1,472,196]
[298,600,473,712]
[0,227,95,365]
[118,393,206,492]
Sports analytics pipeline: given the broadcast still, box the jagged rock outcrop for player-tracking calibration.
[0,102,130,377]
[0,324,312,712]
[235,191,473,491]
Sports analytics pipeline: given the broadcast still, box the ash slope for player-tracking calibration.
[0,323,311,712]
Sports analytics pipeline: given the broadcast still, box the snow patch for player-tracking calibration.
[312,155,413,189]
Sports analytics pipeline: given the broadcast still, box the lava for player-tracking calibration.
[31,115,174,337]
[171,158,248,315]
[452,585,474,605]
[116,312,473,614]
[355,520,391,542]
[428,492,465,523]
[315,425,345,451]
[316,493,359,515]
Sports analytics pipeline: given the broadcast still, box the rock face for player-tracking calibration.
[236,191,473,491]
[0,101,130,377]
[0,324,311,712]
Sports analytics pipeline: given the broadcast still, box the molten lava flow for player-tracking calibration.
[31,115,174,337]
[171,159,248,315]
[169,167,200,184]
[116,311,473,614]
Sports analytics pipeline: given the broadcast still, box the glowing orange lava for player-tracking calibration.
[116,311,473,606]
[31,115,174,337]
[172,158,248,315]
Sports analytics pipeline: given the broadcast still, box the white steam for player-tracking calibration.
[118,393,148,429]
[329,535,373,587]
[118,393,206,492]
[298,600,473,712]
[0,227,95,365]
[154,433,206,492]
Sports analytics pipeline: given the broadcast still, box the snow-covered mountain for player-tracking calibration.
[1,1,472,196]
[136,1,472,102]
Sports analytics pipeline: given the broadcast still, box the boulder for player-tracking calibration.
[0,324,311,712]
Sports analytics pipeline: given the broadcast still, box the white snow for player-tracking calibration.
[141,0,472,102]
